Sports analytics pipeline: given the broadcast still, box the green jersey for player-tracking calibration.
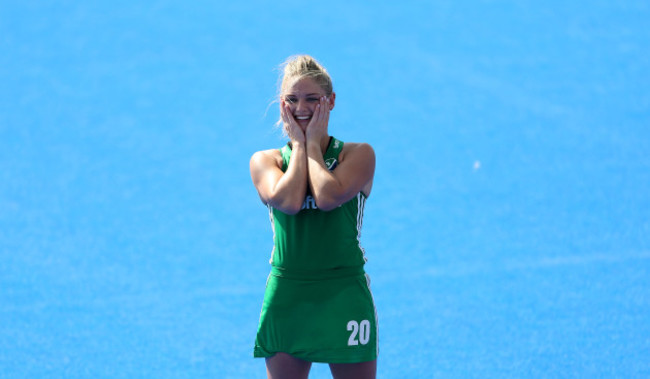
[268,137,368,278]
[255,136,378,363]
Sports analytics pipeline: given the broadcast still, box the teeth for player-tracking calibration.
[296,116,310,120]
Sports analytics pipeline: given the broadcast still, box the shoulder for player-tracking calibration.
[251,148,282,159]
[340,142,375,162]
[250,148,283,170]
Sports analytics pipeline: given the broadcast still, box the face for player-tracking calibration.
[282,77,335,130]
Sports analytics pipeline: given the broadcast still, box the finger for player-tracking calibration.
[282,103,295,124]
[305,103,318,128]
[318,97,328,124]
[286,104,294,121]
[321,96,329,120]
[322,96,330,122]
[280,101,288,122]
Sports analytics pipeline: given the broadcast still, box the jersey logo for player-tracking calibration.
[325,158,338,171]
[301,195,318,210]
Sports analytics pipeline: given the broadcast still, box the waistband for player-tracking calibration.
[270,265,365,280]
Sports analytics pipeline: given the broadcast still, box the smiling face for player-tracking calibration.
[282,77,335,130]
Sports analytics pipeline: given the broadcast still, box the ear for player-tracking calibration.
[328,92,336,111]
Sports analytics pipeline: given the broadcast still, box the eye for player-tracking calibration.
[285,96,297,104]
[306,97,320,102]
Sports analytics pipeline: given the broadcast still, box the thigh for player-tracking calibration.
[329,359,377,379]
[265,352,312,379]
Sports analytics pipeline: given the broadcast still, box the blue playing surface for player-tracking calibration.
[1,1,649,377]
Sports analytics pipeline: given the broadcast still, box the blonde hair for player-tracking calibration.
[278,55,333,98]
[274,55,333,130]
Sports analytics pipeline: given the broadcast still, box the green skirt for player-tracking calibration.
[254,267,378,363]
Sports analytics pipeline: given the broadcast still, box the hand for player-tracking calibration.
[305,96,330,144]
[280,100,306,145]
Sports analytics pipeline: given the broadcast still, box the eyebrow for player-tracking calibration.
[285,93,322,97]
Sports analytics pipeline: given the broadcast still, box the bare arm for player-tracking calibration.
[250,144,307,214]
[307,142,375,211]
[249,100,308,215]
[305,96,375,211]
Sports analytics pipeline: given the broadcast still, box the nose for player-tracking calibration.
[295,98,310,113]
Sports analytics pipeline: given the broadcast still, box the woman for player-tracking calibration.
[250,55,377,379]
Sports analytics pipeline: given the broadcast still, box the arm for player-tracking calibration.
[305,97,375,211]
[306,142,375,211]
[250,144,307,214]
[249,100,308,215]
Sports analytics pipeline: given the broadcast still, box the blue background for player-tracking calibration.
[1,1,649,377]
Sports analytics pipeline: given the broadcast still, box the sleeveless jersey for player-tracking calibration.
[268,137,368,277]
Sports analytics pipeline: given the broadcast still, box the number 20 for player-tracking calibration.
[347,320,370,346]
